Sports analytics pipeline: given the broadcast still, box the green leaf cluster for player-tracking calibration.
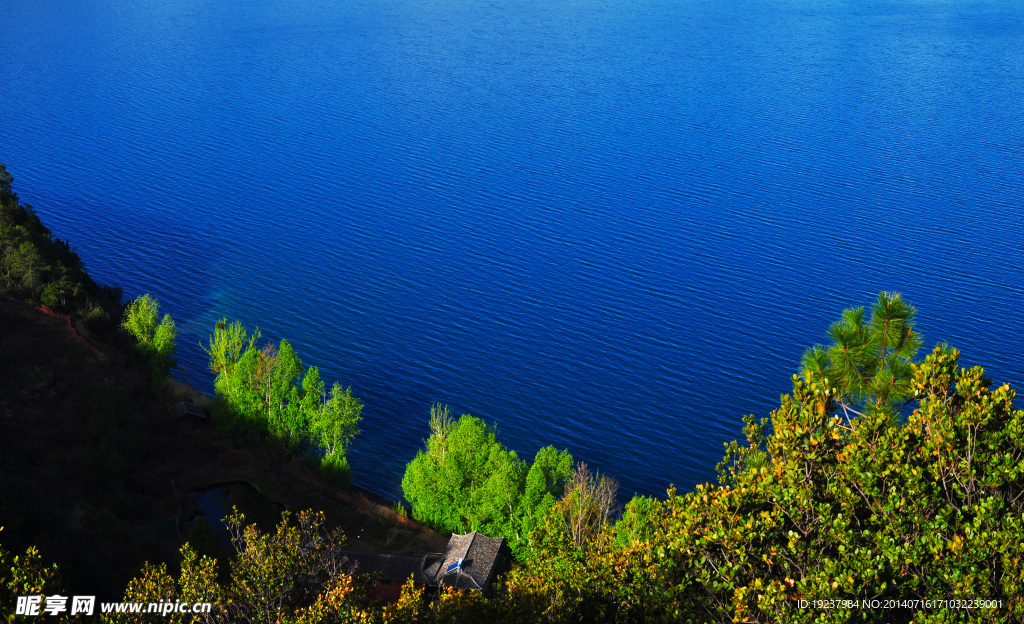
[122,293,177,379]
[203,319,362,478]
[401,406,572,560]
[801,291,923,415]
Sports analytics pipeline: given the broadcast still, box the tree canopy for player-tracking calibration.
[203,318,363,487]
[402,406,573,560]
[122,293,177,380]
[800,291,923,416]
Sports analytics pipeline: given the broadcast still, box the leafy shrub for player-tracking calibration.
[122,293,177,380]
[320,452,353,489]
[107,510,365,624]
[81,305,111,331]
[402,405,573,560]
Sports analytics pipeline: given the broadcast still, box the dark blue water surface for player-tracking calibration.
[2,0,1022,501]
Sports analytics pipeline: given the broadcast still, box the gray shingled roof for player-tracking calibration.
[338,531,507,591]
[424,531,506,590]
[335,551,440,584]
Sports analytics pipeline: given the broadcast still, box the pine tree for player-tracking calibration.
[800,291,922,418]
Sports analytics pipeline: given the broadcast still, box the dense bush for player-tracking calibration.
[401,405,573,560]
[0,529,64,620]
[122,293,177,385]
[319,452,353,489]
[102,510,366,624]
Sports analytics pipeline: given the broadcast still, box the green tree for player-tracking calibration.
[402,407,572,559]
[612,494,660,549]
[204,318,262,423]
[122,293,176,378]
[310,382,362,457]
[800,291,922,417]
[513,445,573,556]
[254,340,304,437]
[221,346,266,433]
[122,293,159,342]
[40,269,83,311]
[301,372,363,489]
[204,318,261,378]
[403,412,519,533]
[6,241,48,294]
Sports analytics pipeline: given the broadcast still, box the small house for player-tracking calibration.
[337,531,510,601]
[424,531,509,591]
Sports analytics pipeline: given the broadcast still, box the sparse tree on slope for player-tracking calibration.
[122,293,176,379]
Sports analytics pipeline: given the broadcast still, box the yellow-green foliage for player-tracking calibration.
[493,345,1024,623]
[106,510,368,624]
[122,293,177,378]
[1,528,63,624]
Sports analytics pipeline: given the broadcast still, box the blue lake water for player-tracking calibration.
[1,0,1022,502]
